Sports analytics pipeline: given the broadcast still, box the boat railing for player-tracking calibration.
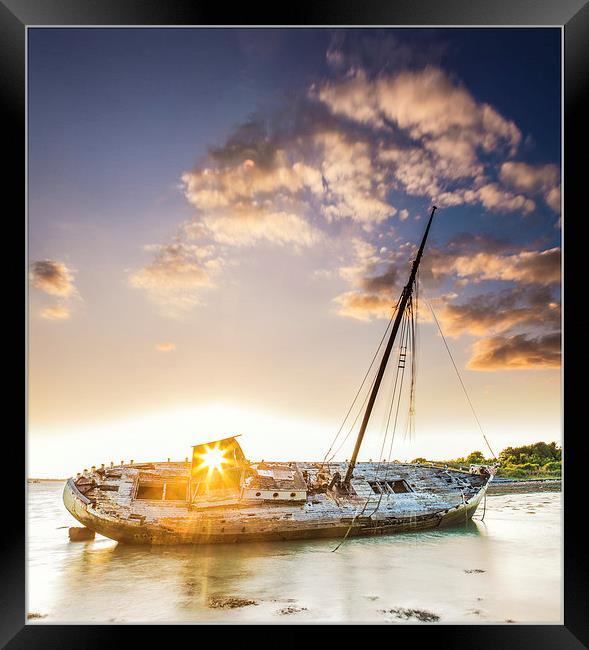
[66,477,94,505]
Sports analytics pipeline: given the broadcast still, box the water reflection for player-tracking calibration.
[48,516,485,621]
[27,483,560,623]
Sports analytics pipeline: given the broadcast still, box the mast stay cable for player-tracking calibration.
[319,297,400,469]
[425,299,497,461]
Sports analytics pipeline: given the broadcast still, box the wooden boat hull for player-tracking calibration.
[63,461,491,545]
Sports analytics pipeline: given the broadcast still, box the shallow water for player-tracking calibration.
[27,482,562,624]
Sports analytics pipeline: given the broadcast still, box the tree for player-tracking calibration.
[466,451,486,464]
[499,442,560,467]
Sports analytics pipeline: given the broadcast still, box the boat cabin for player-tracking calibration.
[241,462,307,503]
[190,435,246,499]
[129,437,308,508]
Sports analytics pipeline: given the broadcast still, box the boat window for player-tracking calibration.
[390,480,412,493]
[164,482,188,501]
[136,483,164,500]
[368,479,413,494]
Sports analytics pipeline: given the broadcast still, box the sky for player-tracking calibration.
[27,28,561,477]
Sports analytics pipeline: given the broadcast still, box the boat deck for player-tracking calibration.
[64,460,491,544]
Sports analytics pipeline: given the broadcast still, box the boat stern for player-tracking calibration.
[63,477,97,530]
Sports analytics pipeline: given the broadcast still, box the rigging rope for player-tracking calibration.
[376,313,409,471]
[384,314,410,466]
[319,299,400,470]
[331,307,413,550]
[330,267,498,550]
[326,371,378,462]
[406,274,419,442]
[366,304,413,517]
[425,299,497,461]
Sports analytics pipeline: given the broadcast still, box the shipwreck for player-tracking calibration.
[63,206,497,545]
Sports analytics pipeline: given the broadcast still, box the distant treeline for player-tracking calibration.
[411,441,561,479]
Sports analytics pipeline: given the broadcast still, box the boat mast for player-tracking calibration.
[343,205,438,486]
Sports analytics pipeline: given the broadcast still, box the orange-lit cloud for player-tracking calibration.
[181,129,395,238]
[333,238,405,320]
[331,229,560,371]
[136,64,558,327]
[334,234,560,320]
[335,291,396,321]
[202,208,321,248]
[129,241,220,314]
[311,67,558,216]
[30,260,76,297]
[155,342,176,352]
[467,333,561,370]
[469,183,535,214]
[429,247,560,286]
[437,287,560,337]
[40,305,71,321]
[313,67,521,150]
[182,154,323,213]
[314,131,395,224]
[500,161,561,213]
[378,147,534,213]
[314,66,520,170]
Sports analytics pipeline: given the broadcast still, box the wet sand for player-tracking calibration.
[486,479,561,496]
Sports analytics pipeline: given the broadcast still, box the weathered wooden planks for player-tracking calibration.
[63,460,491,545]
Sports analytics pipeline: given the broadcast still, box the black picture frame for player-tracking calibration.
[6,1,587,647]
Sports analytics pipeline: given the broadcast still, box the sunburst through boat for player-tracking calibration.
[63,206,498,545]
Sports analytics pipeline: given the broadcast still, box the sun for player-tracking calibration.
[199,446,227,474]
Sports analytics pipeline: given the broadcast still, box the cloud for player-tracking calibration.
[202,209,321,248]
[467,332,561,370]
[312,67,553,215]
[176,65,536,262]
[130,242,215,290]
[431,272,560,371]
[361,263,399,293]
[30,260,76,297]
[182,129,395,237]
[438,287,560,337]
[40,305,71,320]
[136,51,557,329]
[331,226,561,371]
[30,260,79,321]
[315,131,395,224]
[129,241,220,314]
[334,233,560,322]
[428,246,560,286]
[469,183,535,214]
[182,154,323,213]
[313,67,521,151]
[500,161,561,213]
[444,232,511,255]
[338,238,389,285]
[334,290,396,321]
[546,186,561,214]
[333,238,406,320]
[155,342,176,352]
[500,161,559,193]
